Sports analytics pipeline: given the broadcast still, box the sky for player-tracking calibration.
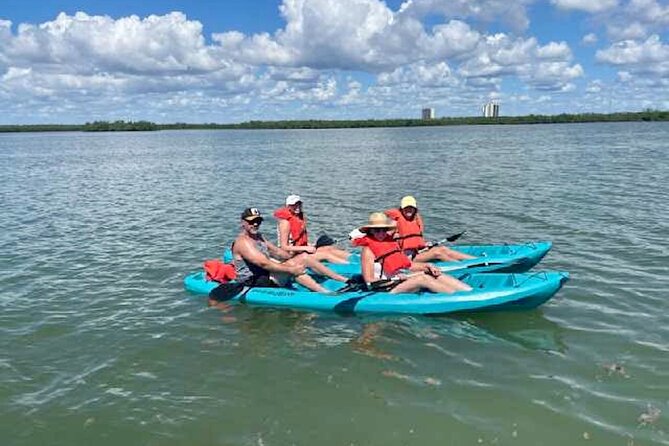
[0,0,667,124]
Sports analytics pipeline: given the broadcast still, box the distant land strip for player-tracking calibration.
[1,110,668,132]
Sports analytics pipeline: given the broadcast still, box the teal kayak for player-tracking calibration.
[183,271,569,315]
[325,240,552,276]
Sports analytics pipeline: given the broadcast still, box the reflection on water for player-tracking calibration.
[460,311,567,354]
[209,303,569,362]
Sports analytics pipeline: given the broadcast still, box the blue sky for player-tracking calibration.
[1,0,667,124]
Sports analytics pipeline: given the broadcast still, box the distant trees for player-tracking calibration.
[82,120,158,131]
[201,110,669,129]
[0,124,80,132]
[1,111,667,133]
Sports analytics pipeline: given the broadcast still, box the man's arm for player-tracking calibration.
[264,237,295,261]
[237,237,298,274]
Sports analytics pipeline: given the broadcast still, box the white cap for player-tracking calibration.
[285,194,302,206]
[348,228,365,240]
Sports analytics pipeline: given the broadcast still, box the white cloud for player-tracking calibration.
[581,0,669,41]
[606,21,650,40]
[1,0,666,122]
[626,0,669,27]
[338,79,363,105]
[377,61,458,87]
[618,71,633,82]
[596,34,669,75]
[586,79,604,92]
[266,66,322,83]
[582,33,598,44]
[4,12,223,74]
[275,0,397,70]
[399,0,534,32]
[212,31,295,66]
[536,41,572,59]
[519,62,583,91]
[551,0,618,13]
[458,35,582,91]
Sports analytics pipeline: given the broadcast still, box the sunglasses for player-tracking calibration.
[246,218,263,226]
[369,228,388,233]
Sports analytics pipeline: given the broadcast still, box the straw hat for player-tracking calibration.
[359,212,396,233]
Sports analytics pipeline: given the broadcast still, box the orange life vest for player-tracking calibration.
[203,259,237,283]
[353,234,412,276]
[273,207,308,246]
[385,208,426,250]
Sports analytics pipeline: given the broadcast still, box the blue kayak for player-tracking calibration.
[325,240,552,276]
[183,271,569,315]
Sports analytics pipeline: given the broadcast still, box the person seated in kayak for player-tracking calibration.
[385,195,475,262]
[233,207,349,293]
[274,194,349,264]
[354,213,472,294]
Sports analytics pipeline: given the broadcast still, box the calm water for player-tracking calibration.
[1,123,668,445]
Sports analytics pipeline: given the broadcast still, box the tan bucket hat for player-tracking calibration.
[359,212,397,233]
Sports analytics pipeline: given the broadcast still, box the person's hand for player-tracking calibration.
[303,246,316,254]
[289,264,307,276]
[396,273,408,281]
[425,265,441,277]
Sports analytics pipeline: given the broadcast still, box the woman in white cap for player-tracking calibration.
[353,213,472,294]
[274,194,349,264]
[385,195,474,262]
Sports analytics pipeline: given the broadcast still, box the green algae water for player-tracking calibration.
[1,123,668,445]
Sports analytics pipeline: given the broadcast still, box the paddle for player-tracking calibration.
[209,282,247,302]
[315,229,466,256]
[365,271,428,292]
[334,274,366,293]
[430,230,467,245]
[438,257,524,273]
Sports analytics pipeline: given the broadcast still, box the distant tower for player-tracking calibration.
[482,101,500,118]
[421,108,435,120]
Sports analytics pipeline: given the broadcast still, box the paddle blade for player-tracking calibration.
[209,282,245,302]
[446,230,467,242]
[334,274,366,293]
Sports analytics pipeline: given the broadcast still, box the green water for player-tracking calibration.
[1,123,668,445]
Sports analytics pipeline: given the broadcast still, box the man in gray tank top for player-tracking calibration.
[232,208,340,292]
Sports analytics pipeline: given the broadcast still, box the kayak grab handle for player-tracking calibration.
[513,271,549,288]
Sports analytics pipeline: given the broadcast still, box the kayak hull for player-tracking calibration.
[183,271,569,315]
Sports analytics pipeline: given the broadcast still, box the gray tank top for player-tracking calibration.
[234,236,271,284]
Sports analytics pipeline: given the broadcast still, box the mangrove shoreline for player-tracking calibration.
[1,110,668,133]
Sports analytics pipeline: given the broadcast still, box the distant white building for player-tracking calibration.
[421,108,435,120]
[482,101,500,118]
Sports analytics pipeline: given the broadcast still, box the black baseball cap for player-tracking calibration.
[241,207,263,222]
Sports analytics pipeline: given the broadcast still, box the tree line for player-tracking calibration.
[1,111,667,133]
